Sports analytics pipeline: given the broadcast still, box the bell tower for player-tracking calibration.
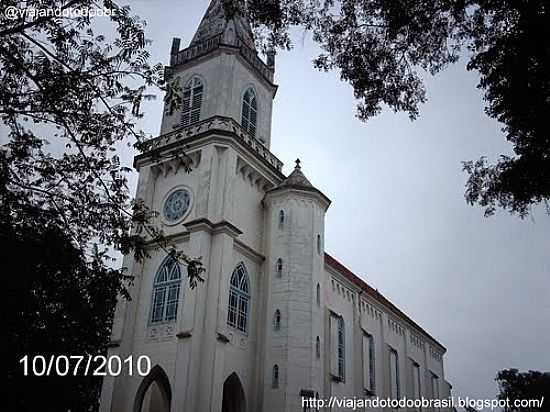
[100,1,285,411]
[160,0,277,148]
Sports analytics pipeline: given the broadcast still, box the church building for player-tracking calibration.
[99,1,452,411]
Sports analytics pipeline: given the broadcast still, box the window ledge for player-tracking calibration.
[216,332,230,343]
[176,330,192,339]
[364,388,375,397]
[330,374,345,383]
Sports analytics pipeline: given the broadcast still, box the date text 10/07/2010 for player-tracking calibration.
[19,355,151,377]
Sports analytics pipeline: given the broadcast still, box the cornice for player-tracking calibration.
[263,186,331,211]
[184,218,243,238]
[167,34,277,91]
[234,239,265,263]
[135,116,284,183]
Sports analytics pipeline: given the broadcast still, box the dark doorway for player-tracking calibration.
[133,365,171,412]
[221,372,246,412]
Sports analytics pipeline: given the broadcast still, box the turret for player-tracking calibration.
[262,160,330,410]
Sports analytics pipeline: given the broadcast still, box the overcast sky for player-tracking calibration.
[120,0,548,402]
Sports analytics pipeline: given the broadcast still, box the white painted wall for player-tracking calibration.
[160,51,275,148]
[100,32,450,412]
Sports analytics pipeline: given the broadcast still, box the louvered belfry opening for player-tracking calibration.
[181,76,203,127]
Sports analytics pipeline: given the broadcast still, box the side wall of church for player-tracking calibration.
[324,267,451,412]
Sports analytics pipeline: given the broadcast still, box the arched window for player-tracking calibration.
[316,283,321,306]
[241,88,257,138]
[274,309,281,330]
[316,336,321,358]
[150,255,182,323]
[181,76,203,127]
[276,258,283,277]
[272,365,279,388]
[337,317,345,380]
[317,234,321,254]
[278,210,285,229]
[227,263,250,333]
[390,348,400,398]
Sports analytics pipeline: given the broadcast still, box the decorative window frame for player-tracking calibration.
[389,346,400,399]
[160,185,194,226]
[330,310,346,383]
[180,74,206,127]
[240,85,258,138]
[362,331,376,395]
[148,254,184,325]
[227,262,251,335]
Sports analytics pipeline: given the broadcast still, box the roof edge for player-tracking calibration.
[324,253,446,352]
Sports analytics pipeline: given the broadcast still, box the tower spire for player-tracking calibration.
[190,0,255,50]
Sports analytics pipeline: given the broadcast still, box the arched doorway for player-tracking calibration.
[133,365,171,412]
[221,372,246,412]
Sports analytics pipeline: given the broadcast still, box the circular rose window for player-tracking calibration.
[163,188,192,223]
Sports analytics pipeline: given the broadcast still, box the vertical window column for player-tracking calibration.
[227,263,250,333]
[389,348,400,399]
[362,332,376,394]
[330,313,345,382]
[241,88,257,138]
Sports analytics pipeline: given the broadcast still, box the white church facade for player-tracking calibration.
[99,1,452,411]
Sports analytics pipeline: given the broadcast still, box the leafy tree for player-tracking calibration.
[1,0,203,410]
[461,1,549,218]
[240,0,549,217]
[496,369,550,412]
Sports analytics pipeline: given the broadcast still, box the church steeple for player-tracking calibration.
[190,0,255,50]
[162,0,278,147]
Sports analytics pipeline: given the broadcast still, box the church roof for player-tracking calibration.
[168,0,275,85]
[190,0,255,50]
[269,159,331,206]
[277,159,314,189]
[324,253,446,351]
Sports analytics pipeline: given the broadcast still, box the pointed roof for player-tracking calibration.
[267,159,331,207]
[169,0,275,85]
[278,159,313,190]
[190,0,255,49]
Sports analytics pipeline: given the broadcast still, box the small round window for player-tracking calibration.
[163,188,192,223]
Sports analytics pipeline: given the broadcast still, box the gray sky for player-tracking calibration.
[128,0,550,402]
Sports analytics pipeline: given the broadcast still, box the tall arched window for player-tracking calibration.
[316,336,321,358]
[390,348,400,399]
[316,283,321,306]
[181,76,203,127]
[274,309,281,330]
[278,210,285,229]
[276,258,283,277]
[241,88,257,138]
[317,234,322,254]
[337,317,345,380]
[272,365,279,388]
[227,263,250,333]
[150,255,182,323]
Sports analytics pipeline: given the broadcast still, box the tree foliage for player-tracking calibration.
[462,1,549,217]
[239,0,549,217]
[496,369,550,412]
[1,0,203,410]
